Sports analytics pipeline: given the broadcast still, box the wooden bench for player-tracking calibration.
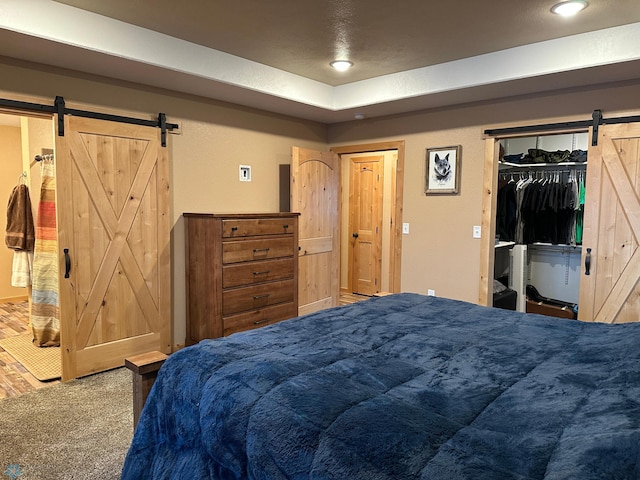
[125,351,168,428]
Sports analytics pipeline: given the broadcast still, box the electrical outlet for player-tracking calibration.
[402,223,410,234]
[473,225,481,238]
[427,289,435,296]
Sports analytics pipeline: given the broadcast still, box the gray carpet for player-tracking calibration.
[0,367,133,479]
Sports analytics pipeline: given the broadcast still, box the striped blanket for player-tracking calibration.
[31,160,60,347]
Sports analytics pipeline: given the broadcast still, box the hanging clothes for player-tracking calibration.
[5,180,35,251]
[31,159,60,347]
[497,168,584,246]
[5,176,35,288]
[496,177,518,241]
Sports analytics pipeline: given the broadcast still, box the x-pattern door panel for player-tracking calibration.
[57,116,170,380]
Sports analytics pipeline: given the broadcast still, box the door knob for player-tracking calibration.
[352,232,359,238]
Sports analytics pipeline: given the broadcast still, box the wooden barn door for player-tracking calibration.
[579,123,640,323]
[291,146,340,315]
[56,116,171,380]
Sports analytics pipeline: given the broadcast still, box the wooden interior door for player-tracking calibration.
[56,116,171,380]
[349,155,383,295]
[579,123,640,323]
[291,146,340,315]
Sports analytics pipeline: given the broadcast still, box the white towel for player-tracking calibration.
[11,250,34,287]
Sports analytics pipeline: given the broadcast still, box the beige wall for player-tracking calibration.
[328,80,640,303]
[24,116,55,210]
[0,57,328,347]
[3,55,640,345]
[0,124,25,301]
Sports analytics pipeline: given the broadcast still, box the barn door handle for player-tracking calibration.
[64,248,71,278]
[585,248,592,276]
[352,232,359,238]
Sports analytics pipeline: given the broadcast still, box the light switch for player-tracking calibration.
[473,225,481,238]
[402,223,410,235]
[239,165,251,182]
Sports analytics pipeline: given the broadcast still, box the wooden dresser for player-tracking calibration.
[184,213,299,344]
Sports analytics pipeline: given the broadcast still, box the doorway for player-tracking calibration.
[332,141,405,295]
[0,111,59,393]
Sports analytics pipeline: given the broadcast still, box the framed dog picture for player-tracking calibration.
[425,145,461,195]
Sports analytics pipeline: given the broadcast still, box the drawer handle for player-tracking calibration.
[253,270,271,275]
[283,224,289,229]
[231,226,238,231]
[253,247,270,253]
[254,318,271,325]
[253,294,271,300]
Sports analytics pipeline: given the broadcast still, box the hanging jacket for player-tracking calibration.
[5,183,35,251]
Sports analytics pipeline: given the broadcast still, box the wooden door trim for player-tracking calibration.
[478,138,500,306]
[331,141,404,293]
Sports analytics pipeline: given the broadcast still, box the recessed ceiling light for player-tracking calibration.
[550,0,588,17]
[354,113,365,120]
[330,60,353,72]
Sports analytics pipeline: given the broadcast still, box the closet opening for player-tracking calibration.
[481,113,640,324]
[492,132,588,319]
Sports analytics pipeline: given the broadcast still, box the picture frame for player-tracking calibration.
[425,145,461,195]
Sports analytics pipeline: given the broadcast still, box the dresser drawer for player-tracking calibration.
[222,279,295,316]
[223,302,297,336]
[222,219,294,238]
[222,237,294,264]
[185,212,298,343]
[222,258,294,288]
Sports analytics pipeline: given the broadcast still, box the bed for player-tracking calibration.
[121,293,640,479]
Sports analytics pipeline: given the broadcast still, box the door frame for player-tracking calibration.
[331,141,405,294]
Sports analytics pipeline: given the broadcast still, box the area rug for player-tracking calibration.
[0,333,60,380]
[0,367,132,480]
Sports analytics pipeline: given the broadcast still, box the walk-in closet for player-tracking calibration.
[481,112,640,324]
[493,131,589,318]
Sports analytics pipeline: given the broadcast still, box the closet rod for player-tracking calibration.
[484,109,640,146]
[0,96,178,147]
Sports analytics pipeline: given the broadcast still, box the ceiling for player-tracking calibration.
[0,0,639,123]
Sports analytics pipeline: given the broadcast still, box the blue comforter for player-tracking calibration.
[122,293,640,479]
